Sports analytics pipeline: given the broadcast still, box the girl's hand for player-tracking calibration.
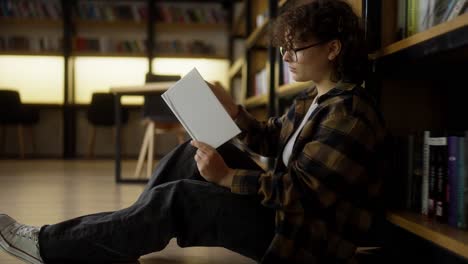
[191,140,235,188]
[205,81,239,119]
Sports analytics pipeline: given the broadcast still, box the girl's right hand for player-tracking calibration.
[205,81,239,119]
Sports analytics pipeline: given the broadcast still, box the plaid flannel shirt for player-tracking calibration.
[232,82,387,264]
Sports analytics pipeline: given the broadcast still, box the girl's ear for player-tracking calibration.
[328,39,342,61]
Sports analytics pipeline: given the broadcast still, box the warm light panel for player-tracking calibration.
[0,55,64,104]
[74,57,148,104]
[152,58,229,89]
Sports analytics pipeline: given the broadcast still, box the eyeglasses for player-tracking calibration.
[279,40,329,62]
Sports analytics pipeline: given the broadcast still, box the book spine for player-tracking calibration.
[397,0,408,38]
[422,130,430,215]
[432,136,448,222]
[464,131,468,229]
[411,132,423,211]
[407,134,415,209]
[447,0,467,21]
[429,140,437,217]
[407,0,417,36]
[458,136,466,229]
[448,136,459,226]
[442,0,459,22]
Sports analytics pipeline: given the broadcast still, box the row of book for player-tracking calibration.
[75,1,147,22]
[0,0,226,25]
[75,1,225,24]
[0,35,62,52]
[74,37,146,53]
[389,131,468,230]
[154,40,217,56]
[73,37,217,56]
[398,0,468,38]
[155,4,226,24]
[0,0,62,20]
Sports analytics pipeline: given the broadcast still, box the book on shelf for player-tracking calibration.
[398,0,468,39]
[0,0,62,20]
[0,35,62,52]
[76,1,147,22]
[161,67,241,149]
[389,130,468,230]
[74,36,146,53]
[155,3,226,24]
[154,39,217,56]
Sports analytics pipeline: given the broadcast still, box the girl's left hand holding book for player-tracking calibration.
[191,140,236,188]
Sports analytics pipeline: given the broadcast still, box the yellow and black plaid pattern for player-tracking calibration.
[232,82,387,263]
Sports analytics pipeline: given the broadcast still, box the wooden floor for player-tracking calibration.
[0,160,255,264]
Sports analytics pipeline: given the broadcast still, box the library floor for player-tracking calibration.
[0,160,255,264]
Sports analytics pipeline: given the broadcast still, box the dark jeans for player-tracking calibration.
[38,141,276,264]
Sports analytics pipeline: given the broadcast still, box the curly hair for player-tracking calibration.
[271,0,368,83]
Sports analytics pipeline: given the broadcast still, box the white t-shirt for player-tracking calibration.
[282,97,318,166]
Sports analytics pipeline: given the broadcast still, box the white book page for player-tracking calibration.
[162,68,241,148]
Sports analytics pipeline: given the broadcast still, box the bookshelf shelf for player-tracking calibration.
[277,81,314,98]
[229,57,244,78]
[245,20,269,49]
[75,20,145,29]
[0,51,62,56]
[154,23,227,32]
[370,13,468,60]
[244,0,288,49]
[155,53,227,60]
[387,210,468,259]
[243,94,268,108]
[0,18,62,27]
[72,51,147,58]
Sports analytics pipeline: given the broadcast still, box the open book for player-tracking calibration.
[161,68,241,148]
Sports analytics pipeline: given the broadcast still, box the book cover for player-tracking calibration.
[162,68,241,149]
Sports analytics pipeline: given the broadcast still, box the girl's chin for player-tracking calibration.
[291,72,314,83]
[291,74,306,82]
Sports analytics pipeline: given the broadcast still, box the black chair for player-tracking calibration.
[134,73,186,178]
[86,92,129,158]
[0,89,39,158]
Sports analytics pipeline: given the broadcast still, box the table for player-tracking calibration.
[110,82,176,183]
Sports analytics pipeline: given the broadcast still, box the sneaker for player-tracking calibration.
[0,214,44,264]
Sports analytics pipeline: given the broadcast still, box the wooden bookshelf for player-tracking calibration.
[370,13,468,60]
[72,51,147,58]
[0,18,62,27]
[245,20,269,48]
[232,2,246,37]
[155,23,227,32]
[229,57,244,78]
[387,210,468,259]
[154,53,227,60]
[0,51,62,56]
[75,20,145,29]
[277,81,314,98]
[243,94,268,108]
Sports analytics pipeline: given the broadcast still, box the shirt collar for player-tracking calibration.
[295,81,359,103]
